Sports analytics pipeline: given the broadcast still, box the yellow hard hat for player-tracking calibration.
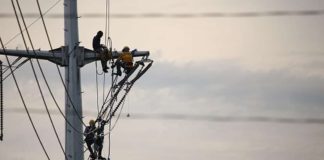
[89,120,95,126]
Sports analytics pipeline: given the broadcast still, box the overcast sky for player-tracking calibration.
[0,0,324,160]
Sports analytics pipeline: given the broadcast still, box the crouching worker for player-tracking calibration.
[93,31,111,73]
[113,46,133,76]
[84,119,97,159]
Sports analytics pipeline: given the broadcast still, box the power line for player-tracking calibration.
[2,0,88,136]
[2,57,22,75]
[35,0,87,128]
[0,36,50,160]
[14,0,67,158]
[3,0,62,47]
[2,58,29,81]
[1,0,62,84]
[0,60,3,141]
[9,1,52,158]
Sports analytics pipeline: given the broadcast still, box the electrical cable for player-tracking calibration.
[107,37,113,159]
[3,58,29,81]
[1,36,50,160]
[103,60,153,124]
[97,76,117,119]
[0,60,3,141]
[1,0,85,141]
[106,1,111,155]
[96,62,100,114]
[35,0,87,127]
[2,57,22,75]
[101,65,143,123]
[1,0,62,79]
[103,73,106,107]
[110,96,126,131]
[104,0,108,46]
[13,0,66,158]
[33,2,88,154]
[4,0,62,47]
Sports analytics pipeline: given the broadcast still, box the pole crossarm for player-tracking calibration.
[83,48,150,66]
[0,46,68,66]
[1,46,150,67]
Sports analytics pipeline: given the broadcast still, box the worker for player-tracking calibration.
[94,118,107,160]
[84,119,97,159]
[113,46,133,76]
[93,31,109,73]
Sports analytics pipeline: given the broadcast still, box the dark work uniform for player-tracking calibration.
[92,35,101,52]
[84,125,96,158]
[94,120,107,160]
[93,35,108,72]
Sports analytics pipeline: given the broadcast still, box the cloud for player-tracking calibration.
[128,58,324,117]
[3,54,324,119]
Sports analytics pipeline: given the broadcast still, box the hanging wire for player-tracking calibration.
[4,0,62,47]
[13,0,66,158]
[110,95,126,131]
[3,58,29,81]
[95,62,100,114]
[2,57,22,75]
[103,73,106,106]
[104,0,108,46]
[1,36,51,160]
[0,60,3,141]
[106,0,112,155]
[35,0,87,127]
[126,90,131,117]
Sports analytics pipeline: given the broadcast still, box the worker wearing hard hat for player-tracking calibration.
[113,46,133,76]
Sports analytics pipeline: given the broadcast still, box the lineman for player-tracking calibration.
[93,31,110,73]
[84,119,97,159]
[113,46,133,76]
[95,118,107,160]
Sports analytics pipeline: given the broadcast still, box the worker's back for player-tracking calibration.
[120,52,133,63]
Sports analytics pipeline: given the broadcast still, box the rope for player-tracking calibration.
[103,73,106,107]
[95,61,100,114]
[108,50,114,159]
[105,0,111,46]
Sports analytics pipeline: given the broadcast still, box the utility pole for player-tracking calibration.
[0,0,150,159]
[64,0,83,159]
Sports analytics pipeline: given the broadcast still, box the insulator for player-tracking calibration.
[0,60,3,141]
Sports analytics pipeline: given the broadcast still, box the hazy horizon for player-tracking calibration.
[1,0,324,159]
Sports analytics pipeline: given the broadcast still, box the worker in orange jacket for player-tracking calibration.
[114,46,133,76]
